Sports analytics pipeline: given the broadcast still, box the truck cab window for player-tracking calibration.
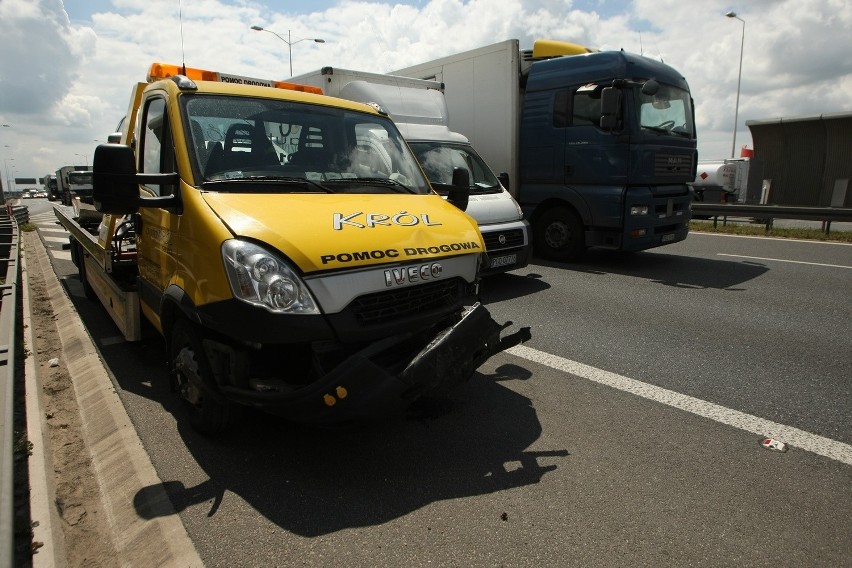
[140,97,177,196]
[571,88,601,127]
[553,88,602,128]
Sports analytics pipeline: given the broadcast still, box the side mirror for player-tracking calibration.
[93,144,141,214]
[93,143,181,214]
[497,172,510,192]
[600,87,621,131]
[448,167,470,212]
[641,79,660,96]
[107,132,122,144]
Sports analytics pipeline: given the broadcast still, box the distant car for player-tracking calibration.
[22,190,35,199]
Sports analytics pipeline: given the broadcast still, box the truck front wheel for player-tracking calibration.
[534,206,586,262]
[170,319,236,434]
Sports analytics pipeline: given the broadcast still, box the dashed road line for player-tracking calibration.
[31,209,73,263]
[507,344,852,465]
[41,235,69,244]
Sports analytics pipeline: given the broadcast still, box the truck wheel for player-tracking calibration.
[73,241,98,301]
[534,206,586,262]
[170,319,235,434]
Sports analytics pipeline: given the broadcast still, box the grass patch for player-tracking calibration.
[689,220,852,243]
[18,223,36,232]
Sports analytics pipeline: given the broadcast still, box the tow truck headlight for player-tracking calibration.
[222,240,319,314]
[630,205,649,216]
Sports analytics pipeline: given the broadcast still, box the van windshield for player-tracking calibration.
[408,141,502,195]
[181,95,432,194]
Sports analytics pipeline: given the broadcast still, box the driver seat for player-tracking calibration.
[222,123,279,170]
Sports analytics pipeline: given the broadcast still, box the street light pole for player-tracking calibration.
[726,11,745,159]
[4,158,15,194]
[251,25,325,76]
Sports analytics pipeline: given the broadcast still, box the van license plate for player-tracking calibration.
[661,233,675,242]
[490,254,517,268]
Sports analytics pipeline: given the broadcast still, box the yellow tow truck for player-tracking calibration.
[55,63,530,432]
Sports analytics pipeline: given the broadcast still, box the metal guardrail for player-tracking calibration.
[7,205,28,225]
[0,211,20,567]
[691,203,852,233]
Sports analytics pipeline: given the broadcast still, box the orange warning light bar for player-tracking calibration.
[146,63,323,94]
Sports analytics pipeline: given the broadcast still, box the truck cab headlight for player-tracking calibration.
[630,205,649,216]
[222,240,319,314]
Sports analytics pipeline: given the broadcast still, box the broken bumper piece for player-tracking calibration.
[219,303,531,425]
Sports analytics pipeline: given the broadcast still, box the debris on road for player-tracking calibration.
[760,437,788,452]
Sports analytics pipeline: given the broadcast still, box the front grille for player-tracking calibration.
[482,228,526,252]
[654,153,693,177]
[654,201,689,216]
[351,278,463,325]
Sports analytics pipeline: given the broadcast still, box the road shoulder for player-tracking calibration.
[23,230,203,567]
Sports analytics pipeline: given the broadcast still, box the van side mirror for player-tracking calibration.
[498,172,510,192]
[599,87,621,131]
[448,167,470,211]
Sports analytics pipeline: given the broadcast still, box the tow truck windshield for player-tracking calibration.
[182,95,432,194]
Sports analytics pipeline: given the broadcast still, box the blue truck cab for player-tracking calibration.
[520,44,697,260]
[395,39,697,262]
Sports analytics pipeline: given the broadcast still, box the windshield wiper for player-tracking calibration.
[642,126,671,135]
[325,177,416,194]
[202,175,334,193]
[642,126,691,138]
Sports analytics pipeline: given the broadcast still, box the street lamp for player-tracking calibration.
[4,158,15,194]
[251,25,325,77]
[75,153,89,168]
[726,10,745,159]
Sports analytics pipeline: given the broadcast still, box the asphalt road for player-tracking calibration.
[27,200,852,567]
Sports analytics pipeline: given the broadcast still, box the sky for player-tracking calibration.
[1,0,850,187]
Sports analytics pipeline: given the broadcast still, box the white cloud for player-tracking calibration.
[1,0,850,181]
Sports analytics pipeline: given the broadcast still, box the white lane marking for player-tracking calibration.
[42,236,68,244]
[507,344,852,465]
[718,253,852,269]
[691,231,852,246]
[52,251,71,261]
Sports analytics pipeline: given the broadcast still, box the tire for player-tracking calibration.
[169,318,236,434]
[534,206,586,262]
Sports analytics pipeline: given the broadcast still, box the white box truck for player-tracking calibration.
[290,66,531,275]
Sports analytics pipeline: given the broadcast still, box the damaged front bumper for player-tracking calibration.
[218,303,531,425]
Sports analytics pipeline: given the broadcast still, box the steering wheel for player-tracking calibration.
[656,120,676,129]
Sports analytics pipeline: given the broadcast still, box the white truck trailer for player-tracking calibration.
[290,66,531,274]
